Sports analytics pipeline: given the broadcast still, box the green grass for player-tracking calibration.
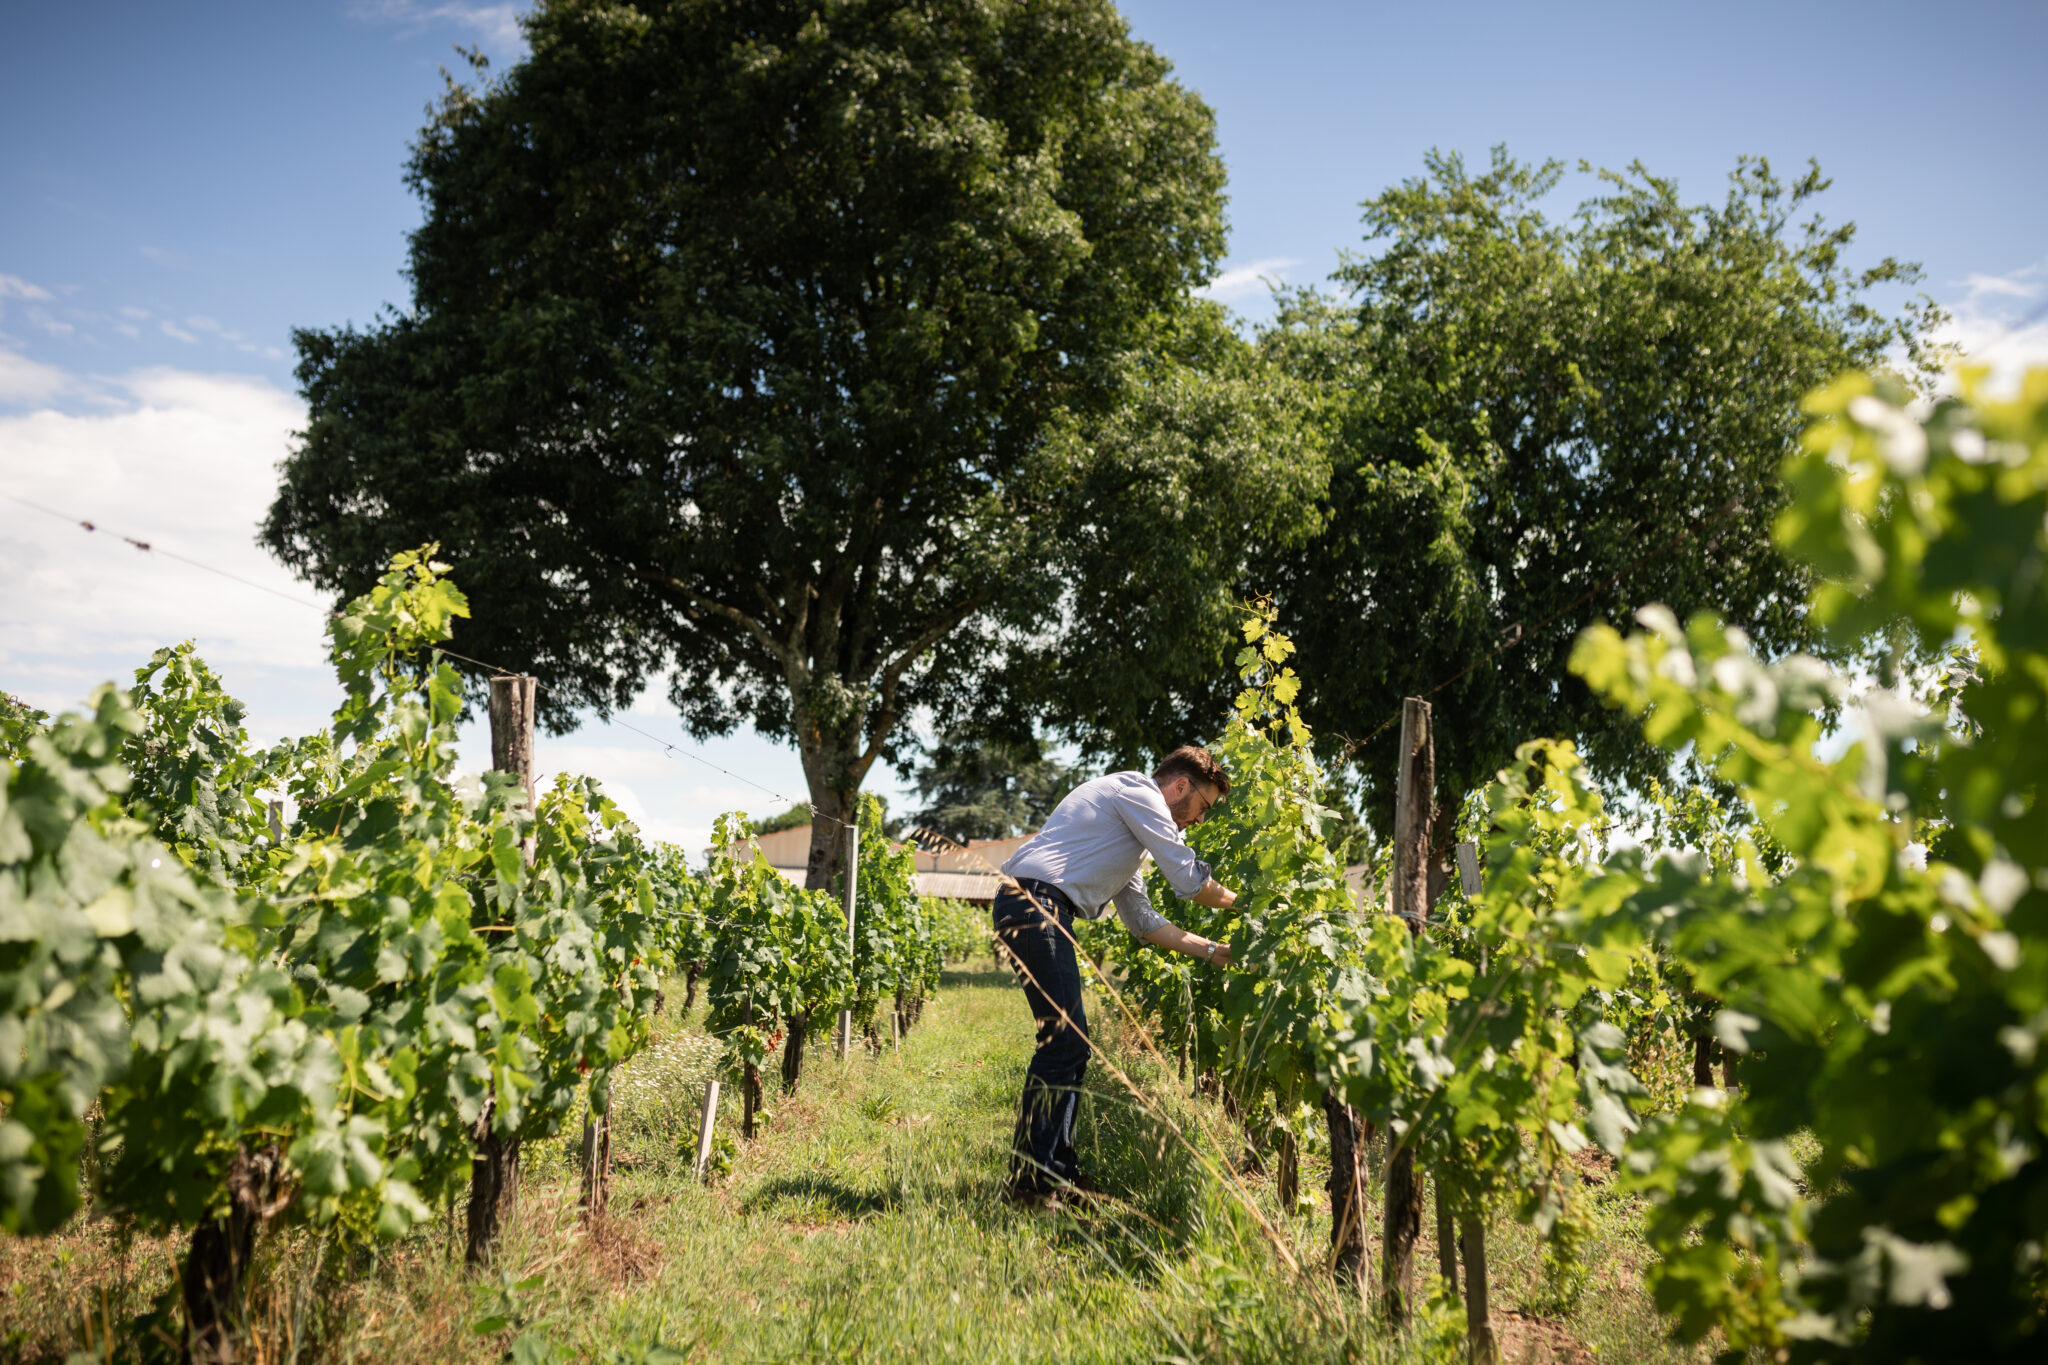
[0,967,1710,1364]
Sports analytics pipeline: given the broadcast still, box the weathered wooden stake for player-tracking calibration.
[1460,1213,1497,1363]
[469,675,537,1268]
[693,1080,722,1179]
[1391,697,1434,931]
[1383,695,1433,1326]
[578,1092,612,1221]
[743,994,761,1138]
[1455,840,1482,898]
[1435,1170,1460,1297]
[838,821,859,1059]
[489,673,538,864]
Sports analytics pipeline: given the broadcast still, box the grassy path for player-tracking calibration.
[1,966,1702,1363]
[550,966,1244,1363]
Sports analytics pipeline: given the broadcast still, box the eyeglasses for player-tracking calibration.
[1187,783,1219,823]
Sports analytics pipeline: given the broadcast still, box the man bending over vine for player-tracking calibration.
[996,746,1239,1207]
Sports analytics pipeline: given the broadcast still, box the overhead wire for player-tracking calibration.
[4,492,332,612]
[3,488,855,832]
[8,484,1751,838]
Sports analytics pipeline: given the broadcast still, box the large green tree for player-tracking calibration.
[1255,149,1944,865]
[264,0,1320,888]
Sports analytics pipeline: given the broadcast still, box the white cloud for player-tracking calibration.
[1198,256,1303,306]
[0,366,325,697]
[160,319,198,344]
[0,275,53,302]
[1962,269,2039,302]
[119,306,151,321]
[1937,258,2048,397]
[0,349,73,404]
[0,350,904,858]
[349,1,528,53]
[28,310,75,338]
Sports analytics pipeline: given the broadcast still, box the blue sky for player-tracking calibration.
[3,0,2044,853]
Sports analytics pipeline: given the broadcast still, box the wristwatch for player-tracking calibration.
[1204,940,1220,963]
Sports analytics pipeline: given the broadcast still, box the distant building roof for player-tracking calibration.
[743,824,1035,904]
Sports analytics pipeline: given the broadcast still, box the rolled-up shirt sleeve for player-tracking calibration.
[1110,873,1170,938]
[1109,784,1213,899]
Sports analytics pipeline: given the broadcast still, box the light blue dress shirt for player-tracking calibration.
[1000,772,1213,936]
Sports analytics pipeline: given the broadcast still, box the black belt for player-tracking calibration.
[1012,877,1079,915]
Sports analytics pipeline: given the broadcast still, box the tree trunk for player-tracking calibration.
[683,963,702,1016]
[1435,1168,1460,1297]
[1460,1213,1497,1364]
[1323,1091,1368,1291]
[797,720,869,894]
[781,1010,809,1094]
[182,1144,279,1364]
[1693,1032,1716,1088]
[1382,1139,1424,1327]
[579,1095,612,1222]
[465,1108,521,1268]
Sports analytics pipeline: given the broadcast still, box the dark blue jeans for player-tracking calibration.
[995,880,1090,1194]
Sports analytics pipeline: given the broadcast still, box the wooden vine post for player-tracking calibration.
[693,1079,722,1179]
[1435,1172,1460,1298]
[579,1091,612,1222]
[743,991,761,1139]
[1452,834,1497,1360]
[1382,696,1432,1327]
[469,674,535,1265]
[838,820,859,1059]
[1461,1212,1497,1363]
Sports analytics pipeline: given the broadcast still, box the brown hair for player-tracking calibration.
[1153,745,1229,797]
